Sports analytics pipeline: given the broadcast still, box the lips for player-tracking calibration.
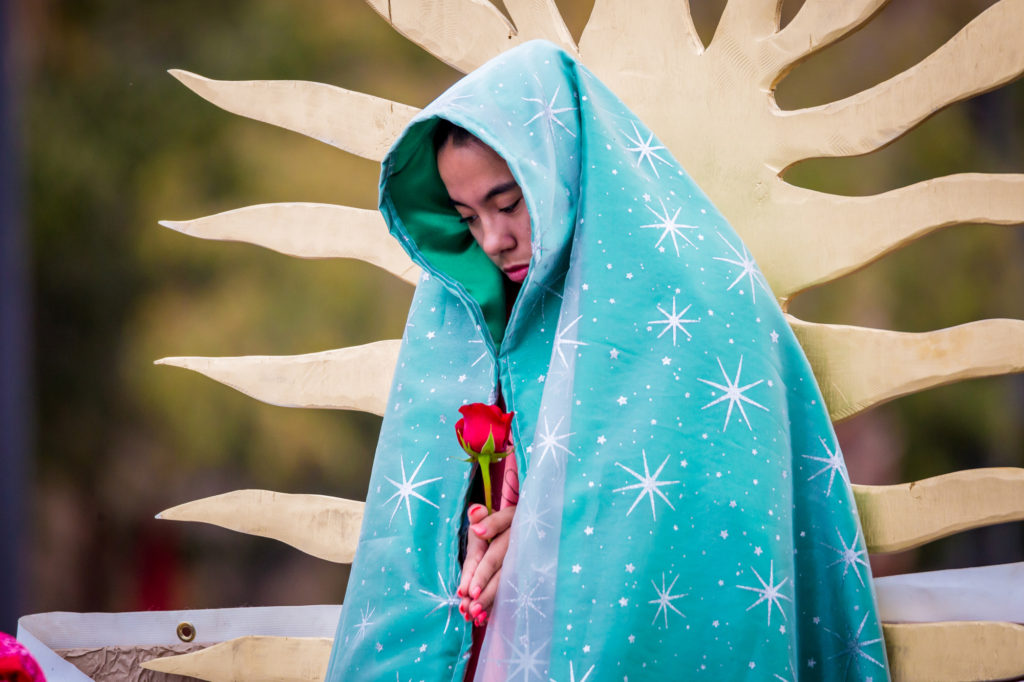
[503,264,529,283]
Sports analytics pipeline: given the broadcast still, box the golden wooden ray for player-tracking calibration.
[157,490,364,563]
[883,622,1024,682]
[791,317,1024,422]
[169,70,418,162]
[155,340,401,416]
[767,174,1024,299]
[141,636,331,682]
[853,469,1024,554]
[362,0,576,74]
[160,203,421,285]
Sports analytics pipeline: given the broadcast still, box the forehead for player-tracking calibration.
[436,138,518,203]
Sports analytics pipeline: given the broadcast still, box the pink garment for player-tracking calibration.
[0,632,46,682]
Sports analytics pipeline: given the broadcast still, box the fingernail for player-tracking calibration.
[475,612,487,626]
[469,603,482,616]
[470,523,486,535]
[456,587,464,597]
[470,586,481,600]
[458,603,466,615]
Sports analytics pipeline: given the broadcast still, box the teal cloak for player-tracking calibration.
[326,40,889,682]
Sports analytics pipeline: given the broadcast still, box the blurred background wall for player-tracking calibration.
[2,0,1021,632]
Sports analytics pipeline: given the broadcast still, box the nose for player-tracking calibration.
[479,218,516,257]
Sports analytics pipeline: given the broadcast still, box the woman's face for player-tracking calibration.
[437,136,532,283]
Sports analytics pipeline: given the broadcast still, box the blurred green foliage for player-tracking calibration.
[23,0,1023,614]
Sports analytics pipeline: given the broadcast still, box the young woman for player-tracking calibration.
[326,40,889,681]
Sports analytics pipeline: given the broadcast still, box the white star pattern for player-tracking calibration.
[519,497,555,540]
[383,453,442,525]
[825,613,886,679]
[713,233,771,303]
[737,560,792,625]
[505,580,548,619]
[522,84,577,138]
[824,526,869,587]
[613,450,680,519]
[353,603,375,642]
[802,437,849,497]
[698,356,770,431]
[418,571,460,634]
[501,632,548,682]
[649,572,687,627]
[553,315,587,368]
[648,296,699,346]
[623,120,670,177]
[640,199,699,255]
[534,415,575,468]
[550,661,594,682]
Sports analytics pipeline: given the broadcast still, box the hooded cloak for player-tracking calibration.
[326,40,889,682]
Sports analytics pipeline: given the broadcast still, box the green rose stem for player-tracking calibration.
[461,431,512,515]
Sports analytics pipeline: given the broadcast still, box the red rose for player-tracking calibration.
[455,403,514,456]
[455,402,515,514]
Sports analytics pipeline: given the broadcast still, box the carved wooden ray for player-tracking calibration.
[883,622,1024,682]
[169,70,418,162]
[141,636,332,681]
[791,317,1024,422]
[157,490,364,563]
[160,203,421,285]
[140,624,1024,682]
[853,468,1024,554]
[155,340,401,416]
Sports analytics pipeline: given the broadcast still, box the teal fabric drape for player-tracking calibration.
[326,40,889,682]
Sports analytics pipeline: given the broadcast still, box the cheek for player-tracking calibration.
[514,213,532,247]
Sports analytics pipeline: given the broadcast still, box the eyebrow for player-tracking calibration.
[450,180,520,207]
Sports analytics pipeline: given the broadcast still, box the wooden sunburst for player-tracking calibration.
[144,2,1024,681]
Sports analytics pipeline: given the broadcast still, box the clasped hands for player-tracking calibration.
[457,502,516,627]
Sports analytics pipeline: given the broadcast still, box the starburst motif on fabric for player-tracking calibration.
[712,233,771,303]
[641,199,699,255]
[518,496,554,540]
[353,603,375,643]
[825,613,886,679]
[737,560,792,625]
[550,661,595,682]
[613,450,680,519]
[622,120,670,177]
[383,453,441,525]
[648,572,687,627]
[501,630,549,682]
[802,436,849,497]
[522,84,577,138]
[504,580,548,619]
[823,526,869,587]
[648,296,699,346]
[533,415,575,469]
[553,315,587,368]
[698,356,770,431]
[418,571,460,634]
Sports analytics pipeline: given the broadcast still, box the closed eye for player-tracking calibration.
[499,197,522,214]
[457,213,478,225]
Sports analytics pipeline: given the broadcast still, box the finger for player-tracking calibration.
[469,504,516,541]
[457,504,490,599]
[469,527,511,600]
[458,529,487,601]
[471,567,502,615]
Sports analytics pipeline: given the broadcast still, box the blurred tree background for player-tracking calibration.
[5,0,1022,629]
